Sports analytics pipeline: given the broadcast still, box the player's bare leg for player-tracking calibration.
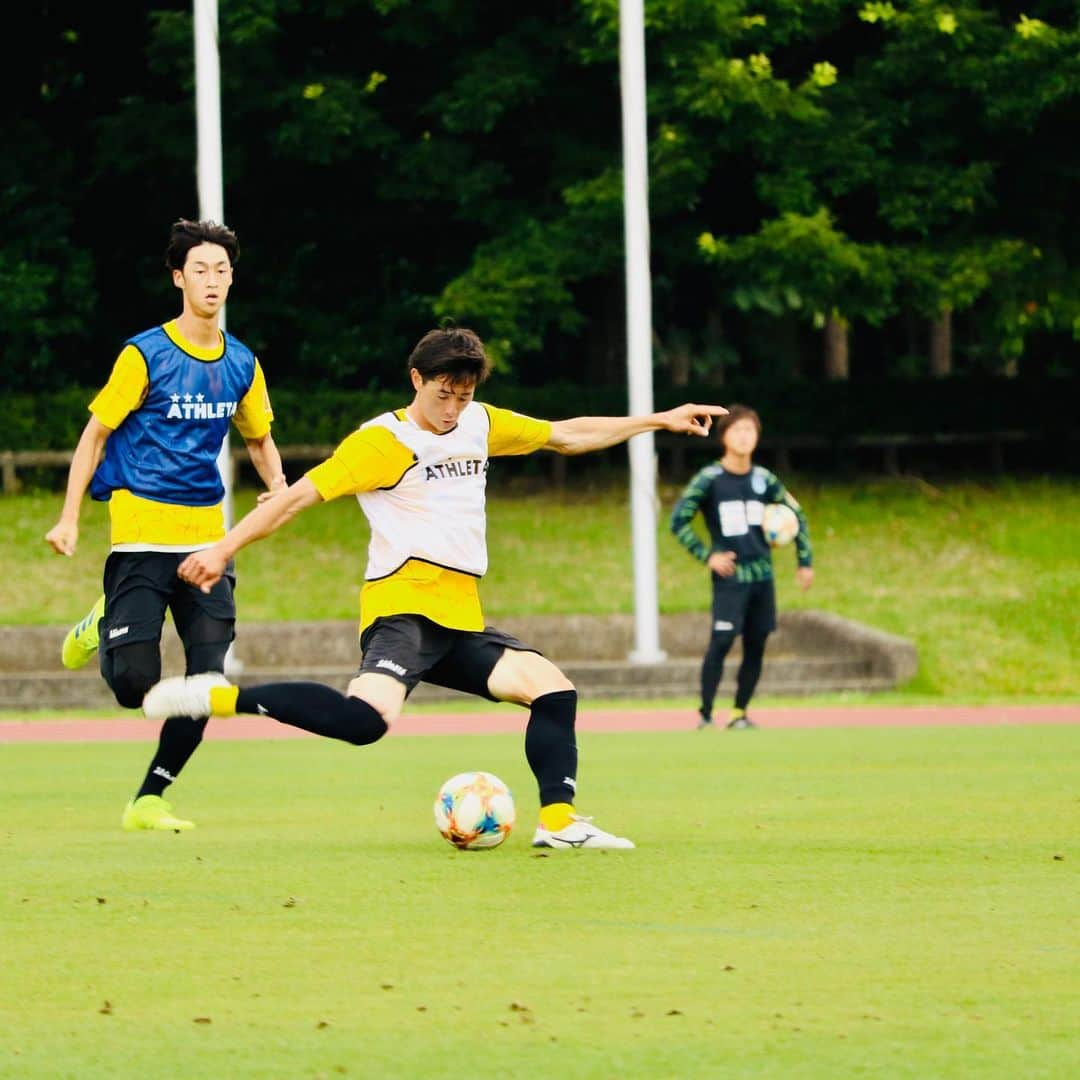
[345,672,408,727]
[486,648,573,706]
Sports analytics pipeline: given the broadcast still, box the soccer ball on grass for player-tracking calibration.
[434,771,515,850]
[761,503,799,547]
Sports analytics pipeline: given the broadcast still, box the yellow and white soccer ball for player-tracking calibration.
[761,503,799,547]
[434,770,515,850]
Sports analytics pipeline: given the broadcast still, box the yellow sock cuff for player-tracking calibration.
[539,802,575,832]
[209,686,240,717]
[731,707,746,720]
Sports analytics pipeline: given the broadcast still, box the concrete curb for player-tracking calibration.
[0,610,916,708]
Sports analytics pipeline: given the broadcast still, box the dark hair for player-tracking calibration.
[715,403,762,441]
[407,327,492,386]
[165,219,240,272]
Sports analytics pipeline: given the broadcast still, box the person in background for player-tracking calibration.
[669,404,813,730]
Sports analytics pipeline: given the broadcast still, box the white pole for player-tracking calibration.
[193,0,233,532]
[194,0,242,674]
[619,0,665,663]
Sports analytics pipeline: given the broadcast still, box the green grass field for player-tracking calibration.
[2,726,1077,1078]
[4,475,1078,700]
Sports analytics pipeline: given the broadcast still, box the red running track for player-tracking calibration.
[0,704,1076,742]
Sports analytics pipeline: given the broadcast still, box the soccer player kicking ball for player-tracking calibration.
[142,326,726,849]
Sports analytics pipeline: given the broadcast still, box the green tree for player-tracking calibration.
[4,1,1077,394]
[685,0,1080,376]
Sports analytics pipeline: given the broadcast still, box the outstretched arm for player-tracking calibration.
[44,416,112,556]
[545,403,727,456]
[178,476,323,592]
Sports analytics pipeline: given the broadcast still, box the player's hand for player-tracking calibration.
[257,475,289,504]
[658,403,728,437]
[708,550,737,577]
[178,547,228,594]
[797,566,814,592]
[45,521,78,557]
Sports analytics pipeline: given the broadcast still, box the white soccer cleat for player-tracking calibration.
[531,814,635,850]
[142,672,232,721]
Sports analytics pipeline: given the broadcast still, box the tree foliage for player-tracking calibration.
[2,1,1076,394]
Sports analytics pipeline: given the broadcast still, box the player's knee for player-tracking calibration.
[542,670,575,696]
[108,664,158,708]
[536,686,577,711]
[526,653,575,695]
[340,695,389,746]
[742,632,770,657]
[104,642,161,709]
[707,630,736,656]
[491,651,573,705]
[346,674,406,728]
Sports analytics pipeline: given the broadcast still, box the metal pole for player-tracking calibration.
[193,0,233,532]
[619,0,665,663]
[194,0,242,673]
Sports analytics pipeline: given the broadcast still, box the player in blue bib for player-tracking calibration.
[90,323,258,508]
[45,219,285,832]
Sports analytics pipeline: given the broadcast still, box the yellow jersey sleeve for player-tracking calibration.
[233,358,274,439]
[483,403,552,457]
[88,346,149,430]
[306,425,417,501]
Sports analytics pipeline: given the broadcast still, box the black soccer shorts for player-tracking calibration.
[359,614,541,700]
[709,576,777,638]
[99,550,237,655]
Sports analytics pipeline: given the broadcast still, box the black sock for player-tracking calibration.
[525,689,578,805]
[236,682,388,746]
[136,717,209,798]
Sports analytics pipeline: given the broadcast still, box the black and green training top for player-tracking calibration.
[669,462,812,583]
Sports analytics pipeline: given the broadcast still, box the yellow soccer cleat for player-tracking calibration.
[61,594,106,670]
[121,795,195,833]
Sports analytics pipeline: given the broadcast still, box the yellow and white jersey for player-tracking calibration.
[306,401,551,633]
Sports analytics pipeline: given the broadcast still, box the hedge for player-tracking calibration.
[3,374,1076,451]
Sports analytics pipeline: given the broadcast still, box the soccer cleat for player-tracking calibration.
[61,594,106,670]
[142,672,233,721]
[531,814,635,850]
[697,711,714,730]
[121,795,194,832]
[727,715,757,730]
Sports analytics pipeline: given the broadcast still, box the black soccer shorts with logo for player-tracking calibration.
[99,550,237,657]
[359,614,541,700]
[710,576,777,638]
